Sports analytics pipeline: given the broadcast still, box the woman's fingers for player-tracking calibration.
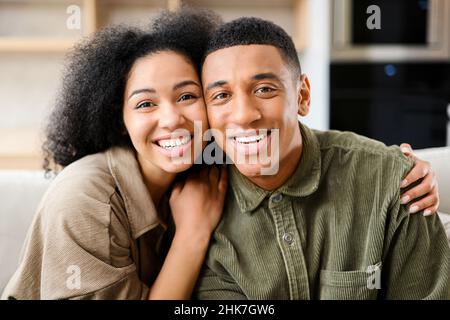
[218,165,228,194]
[408,193,440,216]
[399,143,414,157]
[401,158,431,189]
[398,143,440,215]
[199,166,209,181]
[209,165,220,184]
[401,172,436,204]
[170,181,184,200]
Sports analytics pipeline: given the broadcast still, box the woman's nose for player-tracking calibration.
[157,102,186,130]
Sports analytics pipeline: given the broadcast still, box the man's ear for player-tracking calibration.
[297,74,311,117]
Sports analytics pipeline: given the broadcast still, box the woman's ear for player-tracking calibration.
[297,74,311,117]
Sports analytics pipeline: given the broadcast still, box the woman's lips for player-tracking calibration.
[153,135,192,158]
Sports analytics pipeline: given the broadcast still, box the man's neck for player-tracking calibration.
[247,136,303,191]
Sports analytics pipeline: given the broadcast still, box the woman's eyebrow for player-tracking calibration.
[127,80,200,101]
[173,80,201,91]
[127,88,155,101]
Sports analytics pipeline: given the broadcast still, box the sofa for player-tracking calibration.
[1,147,449,294]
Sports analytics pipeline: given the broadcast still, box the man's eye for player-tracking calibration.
[178,94,196,102]
[256,87,275,94]
[135,101,155,109]
[213,92,229,100]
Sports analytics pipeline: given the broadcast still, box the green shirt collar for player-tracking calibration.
[229,122,321,213]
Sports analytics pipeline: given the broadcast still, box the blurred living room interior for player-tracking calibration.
[1,0,449,168]
[0,0,449,292]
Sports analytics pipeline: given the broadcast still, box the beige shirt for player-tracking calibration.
[1,146,172,300]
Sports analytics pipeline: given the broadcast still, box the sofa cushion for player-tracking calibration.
[0,170,52,293]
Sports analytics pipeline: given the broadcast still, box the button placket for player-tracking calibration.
[282,232,295,246]
[270,200,310,299]
[272,193,283,204]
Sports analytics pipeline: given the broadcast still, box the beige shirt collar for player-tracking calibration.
[106,145,165,239]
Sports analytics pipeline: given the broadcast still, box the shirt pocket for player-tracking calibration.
[318,269,379,300]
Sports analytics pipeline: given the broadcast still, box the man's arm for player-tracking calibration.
[193,265,247,300]
[381,195,450,299]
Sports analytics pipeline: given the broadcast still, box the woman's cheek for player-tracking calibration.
[129,117,155,146]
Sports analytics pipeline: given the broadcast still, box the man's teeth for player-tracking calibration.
[234,133,267,144]
[157,136,191,149]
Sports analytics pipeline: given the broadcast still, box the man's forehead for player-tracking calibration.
[202,44,287,79]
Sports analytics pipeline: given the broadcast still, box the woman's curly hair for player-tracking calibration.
[42,7,222,173]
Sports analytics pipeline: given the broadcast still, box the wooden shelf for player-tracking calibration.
[0,0,100,52]
[0,128,41,156]
[0,128,43,170]
[0,38,76,52]
[183,0,308,51]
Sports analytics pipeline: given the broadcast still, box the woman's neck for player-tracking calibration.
[136,153,176,207]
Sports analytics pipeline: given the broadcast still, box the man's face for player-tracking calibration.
[202,44,310,181]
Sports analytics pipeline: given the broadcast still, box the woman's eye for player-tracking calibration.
[136,101,155,109]
[213,92,229,100]
[178,94,196,102]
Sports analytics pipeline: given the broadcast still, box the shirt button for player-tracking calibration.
[283,232,294,245]
[272,193,283,203]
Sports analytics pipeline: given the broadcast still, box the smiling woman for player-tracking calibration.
[1,8,228,300]
[123,51,207,173]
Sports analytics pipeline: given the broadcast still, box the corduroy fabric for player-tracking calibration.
[195,123,450,300]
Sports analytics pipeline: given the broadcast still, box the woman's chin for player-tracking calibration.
[159,160,193,174]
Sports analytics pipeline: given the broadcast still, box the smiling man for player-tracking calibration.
[194,17,450,299]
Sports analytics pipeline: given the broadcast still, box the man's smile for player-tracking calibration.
[226,129,273,156]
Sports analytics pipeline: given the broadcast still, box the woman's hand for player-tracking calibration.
[147,165,228,300]
[169,165,228,242]
[399,143,439,216]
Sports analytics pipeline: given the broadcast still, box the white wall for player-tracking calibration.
[299,0,330,130]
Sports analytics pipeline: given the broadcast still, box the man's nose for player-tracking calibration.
[230,93,262,125]
[158,102,185,130]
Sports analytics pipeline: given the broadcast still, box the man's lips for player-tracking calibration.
[227,129,272,156]
[227,129,272,143]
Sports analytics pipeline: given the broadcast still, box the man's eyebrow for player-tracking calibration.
[127,88,155,101]
[206,80,227,91]
[205,73,280,92]
[251,73,281,82]
[173,80,201,91]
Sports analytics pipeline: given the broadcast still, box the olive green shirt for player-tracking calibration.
[1,146,172,300]
[194,123,450,300]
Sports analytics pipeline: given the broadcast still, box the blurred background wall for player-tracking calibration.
[0,0,449,170]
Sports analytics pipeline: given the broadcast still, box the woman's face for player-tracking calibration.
[123,51,208,173]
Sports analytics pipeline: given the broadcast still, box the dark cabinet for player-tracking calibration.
[330,63,450,149]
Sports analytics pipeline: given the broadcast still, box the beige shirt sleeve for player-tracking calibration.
[1,178,149,300]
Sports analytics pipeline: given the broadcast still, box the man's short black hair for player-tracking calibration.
[204,17,301,76]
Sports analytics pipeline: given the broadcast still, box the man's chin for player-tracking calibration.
[234,162,277,178]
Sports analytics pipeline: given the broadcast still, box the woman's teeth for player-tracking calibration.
[157,136,191,149]
[234,133,267,144]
